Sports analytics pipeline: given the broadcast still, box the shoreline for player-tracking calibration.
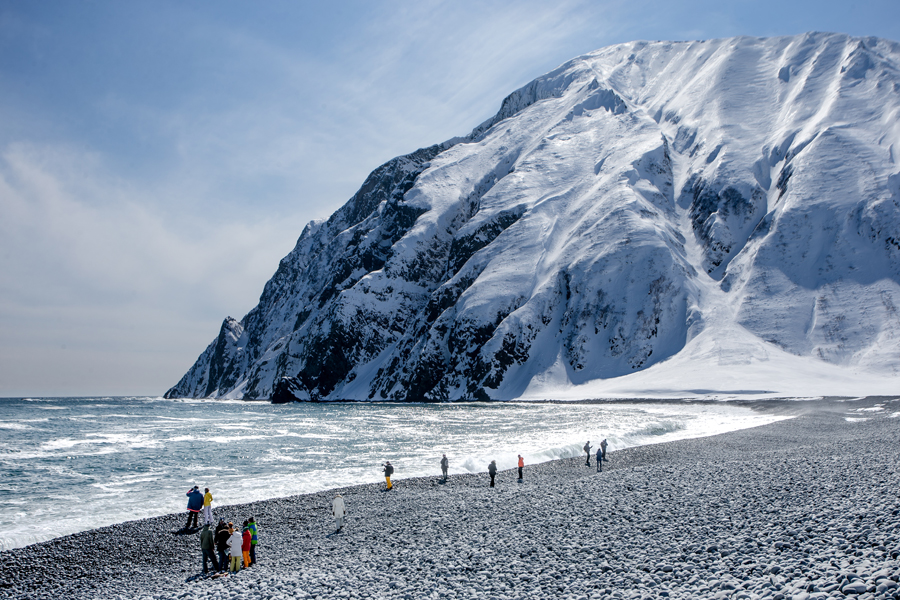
[0,397,793,553]
[1,397,898,600]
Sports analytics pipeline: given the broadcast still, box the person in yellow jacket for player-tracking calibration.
[202,487,213,525]
[383,461,394,490]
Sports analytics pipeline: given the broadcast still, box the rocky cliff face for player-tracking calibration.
[166,32,900,401]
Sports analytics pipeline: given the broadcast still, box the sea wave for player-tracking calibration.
[0,397,790,552]
[631,420,686,437]
[0,422,35,430]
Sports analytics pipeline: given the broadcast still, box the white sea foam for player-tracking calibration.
[0,396,792,551]
[0,421,34,430]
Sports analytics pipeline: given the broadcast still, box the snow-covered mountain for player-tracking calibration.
[166,32,900,401]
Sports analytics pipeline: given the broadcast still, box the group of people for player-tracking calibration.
[184,485,214,529]
[583,438,609,472]
[186,486,259,575]
[381,440,610,493]
[192,438,613,569]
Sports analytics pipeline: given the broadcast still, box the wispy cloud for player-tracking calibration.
[0,142,302,395]
[1,0,897,395]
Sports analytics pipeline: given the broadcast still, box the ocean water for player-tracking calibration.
[0,396,786,551]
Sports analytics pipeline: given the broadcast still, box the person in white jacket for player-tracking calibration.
[228,525,243,572]
[332,494,346,531]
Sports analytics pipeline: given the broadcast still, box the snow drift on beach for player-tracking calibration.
[166,32,900,402]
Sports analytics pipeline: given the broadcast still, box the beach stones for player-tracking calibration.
[2,401,900,600]
[841,580,869,594]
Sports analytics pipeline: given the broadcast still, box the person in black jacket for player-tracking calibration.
[488,460,497,487]
[214,519,230,572]
[440,454,449,481]
[383,461,394,490]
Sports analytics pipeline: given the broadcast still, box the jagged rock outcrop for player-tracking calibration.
[166,32,900,401]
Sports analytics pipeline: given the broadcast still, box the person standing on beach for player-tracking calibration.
[488,460,498,487]
[215,519,230,572]
[596,447,603,473]
[601,439,608,461]
[248,517,258,565]
[227,525,242,572]
[583,441,592,467]
[517,455,524,480]
[383,461,394,490]
[440,454,449,481]
[332,493,346,531]
[241,520,252,568]
[202,488,213,525]
[199,523,219,574]
[185,485,203,529]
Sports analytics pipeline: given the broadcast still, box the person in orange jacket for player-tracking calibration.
[517,455,525,480]
[241,520,252,567]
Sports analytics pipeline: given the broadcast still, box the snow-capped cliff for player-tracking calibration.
[166,32,900,401]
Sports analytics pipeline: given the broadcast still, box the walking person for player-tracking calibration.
[214,519,230,572]
[241,520,252,568]
[248,517,258,565]
[488,460,497,487]
[185,485,203,530]
[583,441,592,467]
[228,524,243,572]
[601,438,608,461]
[383,461,394,490]
[202,488,214,525]
[440,454,449,481]
[517,455,524,481]
[596,447,603,473]
[332,493,346,531]
[199,523,219,574]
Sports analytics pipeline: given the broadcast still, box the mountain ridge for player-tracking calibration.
[165,32,900,401]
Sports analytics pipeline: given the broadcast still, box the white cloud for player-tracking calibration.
[3,0,897,396]
[0,142,303,395]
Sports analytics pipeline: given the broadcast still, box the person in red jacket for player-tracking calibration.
[518,455,525,480]
[241,520,252,567]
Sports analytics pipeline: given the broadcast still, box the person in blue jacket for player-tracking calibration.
[185,485,204,529]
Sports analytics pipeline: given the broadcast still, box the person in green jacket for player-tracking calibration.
[248,517,258,565]
[199,524,218,574]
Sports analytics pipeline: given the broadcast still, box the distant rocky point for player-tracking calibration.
[166,32,900,402]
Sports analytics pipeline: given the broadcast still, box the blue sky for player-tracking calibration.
[1,0,898,396]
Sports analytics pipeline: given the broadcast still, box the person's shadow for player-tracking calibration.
[174,526,201,535]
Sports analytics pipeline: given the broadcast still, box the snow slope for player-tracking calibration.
[166,32,900,401]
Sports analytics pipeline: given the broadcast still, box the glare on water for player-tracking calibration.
[0,396,784,551]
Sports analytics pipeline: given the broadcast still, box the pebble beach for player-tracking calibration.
[1,398,898,600]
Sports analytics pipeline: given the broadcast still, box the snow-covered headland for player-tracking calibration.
[166,32,900,402]
[2,397,898,600]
